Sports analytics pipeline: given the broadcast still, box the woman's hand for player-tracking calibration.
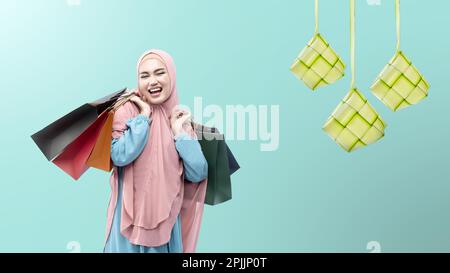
[170,108,192,137]
[130,95,151,118]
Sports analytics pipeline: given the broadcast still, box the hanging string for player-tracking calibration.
[350,0,355,88]
[396,0,401,51]
[315,0,319,34]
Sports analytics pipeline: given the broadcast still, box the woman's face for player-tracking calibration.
[138,55,171,105]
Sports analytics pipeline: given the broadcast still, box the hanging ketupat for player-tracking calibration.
[323,0,386,152]
[290,0,345,90]
[370,0,429,111]
[323,88,387,152]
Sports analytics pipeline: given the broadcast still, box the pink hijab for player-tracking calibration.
[104,49,208,252]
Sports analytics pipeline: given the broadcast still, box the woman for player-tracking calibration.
[103,49,208,253]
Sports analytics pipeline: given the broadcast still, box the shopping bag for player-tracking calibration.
[52,110,110,180]
[194,125,233,205]
[31,88,127,161]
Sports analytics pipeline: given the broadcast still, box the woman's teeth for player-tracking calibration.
[149,87,162,94]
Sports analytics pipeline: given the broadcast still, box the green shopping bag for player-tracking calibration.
[194,125,232,206]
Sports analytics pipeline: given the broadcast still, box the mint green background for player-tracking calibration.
[0,0,448,252]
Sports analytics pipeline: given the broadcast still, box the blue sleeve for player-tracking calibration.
[110,114,151,167]
[175,133,208,183]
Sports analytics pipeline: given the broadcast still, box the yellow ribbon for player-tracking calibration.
[315,0,319,34]
[396,0,401,51]
[350,0,355,88]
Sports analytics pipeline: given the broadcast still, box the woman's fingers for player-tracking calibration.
[172,109,184,116]
[169,107,193,136]
[176,113,191,128]
[129,96,151,116]
[180,112,191,122]
[131,96,147,105]
[173,108,190,118]
[129,96,141,107]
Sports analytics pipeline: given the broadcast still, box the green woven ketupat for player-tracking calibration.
[290,33,345,90]
[371,0,429,111]
[323,0,386,152]
[323,88,387,152]
[290,0,345,90]
[370,51,429,112]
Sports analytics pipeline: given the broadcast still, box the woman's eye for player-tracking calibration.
[140,75,149,79]
[157,72,165,75]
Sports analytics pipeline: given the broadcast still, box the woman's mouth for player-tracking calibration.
[148,87,162,97]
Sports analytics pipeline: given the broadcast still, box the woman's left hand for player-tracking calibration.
[170,108,192,137]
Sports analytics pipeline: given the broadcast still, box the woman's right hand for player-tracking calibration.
[130,95,151,118]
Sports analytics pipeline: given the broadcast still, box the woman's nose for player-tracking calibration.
[149,76,158,86]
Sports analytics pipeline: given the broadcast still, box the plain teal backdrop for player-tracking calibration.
[0,0,448,252]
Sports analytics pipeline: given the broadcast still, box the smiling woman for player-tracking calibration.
[103,49,209,253]
[138,54,172,104]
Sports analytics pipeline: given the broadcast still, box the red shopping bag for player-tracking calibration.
[52,110,110,180]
